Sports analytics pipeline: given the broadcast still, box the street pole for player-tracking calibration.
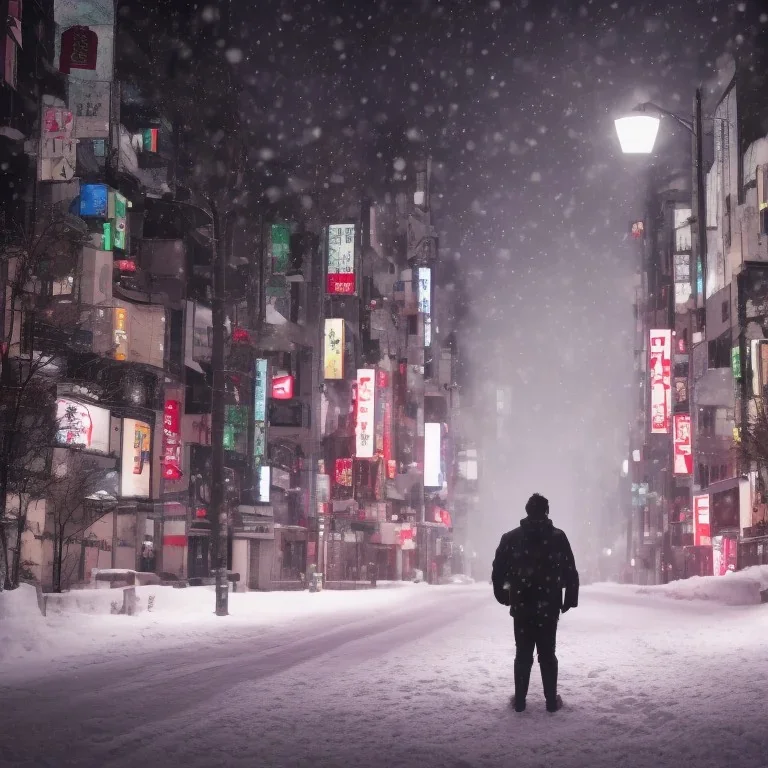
[692,88,708,315]
[209,198,229,616]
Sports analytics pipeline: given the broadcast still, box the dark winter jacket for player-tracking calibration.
[491,517,579,621]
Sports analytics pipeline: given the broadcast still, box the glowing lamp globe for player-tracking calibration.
[614,115,661,154]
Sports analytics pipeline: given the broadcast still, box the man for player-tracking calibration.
[491,493,579,713]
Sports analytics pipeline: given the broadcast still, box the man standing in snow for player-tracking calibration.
[491,493,579,713]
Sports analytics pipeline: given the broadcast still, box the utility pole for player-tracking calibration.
[209,198,229,616]
[692,88,708,315]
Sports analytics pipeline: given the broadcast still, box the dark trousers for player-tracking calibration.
[513,615,559,704]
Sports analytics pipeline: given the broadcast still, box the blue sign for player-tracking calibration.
[79,183,109,218]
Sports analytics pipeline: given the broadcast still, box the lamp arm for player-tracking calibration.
[635,102,695,135]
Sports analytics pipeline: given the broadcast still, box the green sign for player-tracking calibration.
[271,223,291,275]
[114,193,127,250]
[732,346,741,379]
[102,221,113,251]
[223,405,248,451]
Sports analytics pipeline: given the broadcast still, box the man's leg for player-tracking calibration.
[535,618,560,711]
[513,615,536,711]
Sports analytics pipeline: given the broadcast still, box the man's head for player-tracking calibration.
[525,493,550,519]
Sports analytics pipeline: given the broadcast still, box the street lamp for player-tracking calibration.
[614,91,708,309]
[614,115,660,154]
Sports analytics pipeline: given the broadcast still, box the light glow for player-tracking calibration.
[614,115,660,154]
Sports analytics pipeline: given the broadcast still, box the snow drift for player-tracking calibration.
[636,565,768,606]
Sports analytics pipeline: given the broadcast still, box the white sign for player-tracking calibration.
[327,224,356,294]
[316,474,331,503]
[69,80,110,137]
[258,465,271,503]
[424,422,442,488]
[418,267,432,346]
[356,369,376,458]
[120,418,151,498]
[40,107,76,182]
[56,399,110,454]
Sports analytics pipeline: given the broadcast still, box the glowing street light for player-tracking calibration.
[614,115,661,154]
[614,93,707,307]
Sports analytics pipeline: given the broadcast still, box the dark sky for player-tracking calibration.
[225,0,764,555]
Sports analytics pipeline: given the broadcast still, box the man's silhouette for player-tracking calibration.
[491,493,579,713]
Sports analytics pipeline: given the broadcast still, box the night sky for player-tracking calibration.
[217,0,764,554]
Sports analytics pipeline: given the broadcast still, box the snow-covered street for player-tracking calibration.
[2,580,768,768]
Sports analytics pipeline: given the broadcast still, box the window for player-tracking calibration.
[699,407,716,436]
[708,332,731,369]
[721,300,729,323]
[758,165,768,235]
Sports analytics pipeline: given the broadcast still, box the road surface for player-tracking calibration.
[2,583,767,768]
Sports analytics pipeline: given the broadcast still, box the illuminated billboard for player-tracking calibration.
[673,414,692,475]
[355,369,376,458]
[258,465,271,503]
[121,418,151,498]
[693,495,711,547]
[161,400,182,480]
[56,399,110,454]
[254,359,268,421]
[649,330,671,434]
[327,224,356,294]
[418,267,432,346]
[424,422,442,488]
[324,318,345,379]
[271,375,294,400]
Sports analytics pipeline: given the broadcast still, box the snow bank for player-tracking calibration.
[637,565,768,606]
[0,584,56,664]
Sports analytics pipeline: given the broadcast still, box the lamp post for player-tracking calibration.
[176,196,229,616]
[615,89,708,311]
[616,90,709,586]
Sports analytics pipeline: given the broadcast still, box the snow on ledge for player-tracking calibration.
[636,565,768,606]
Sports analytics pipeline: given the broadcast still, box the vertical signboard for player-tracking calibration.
[161,400,182,480]
[673,414,692,475]
[355,369,375,458]
[424,422,442,488]
[327,224,356,294]
[258,465,271,503]
[254,359,268,421]
[418,267,432,346]
[253,359,268,461]
[323,318,345,379]
[693,495,711,546]
[121,418,151,498]
[649,330,672,434]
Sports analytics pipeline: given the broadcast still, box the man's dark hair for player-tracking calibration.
[525,493,549,518]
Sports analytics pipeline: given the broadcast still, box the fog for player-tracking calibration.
[225,0,765,572]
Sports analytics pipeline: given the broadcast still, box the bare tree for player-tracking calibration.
[0,211,90,589]
[44,451,117,593]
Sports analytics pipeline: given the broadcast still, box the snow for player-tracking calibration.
[636,565,768,606]
[2,579,768,767]
[0,581,428,678]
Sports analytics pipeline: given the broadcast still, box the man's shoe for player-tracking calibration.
[546,695,563,713]
[510,695,526,712]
